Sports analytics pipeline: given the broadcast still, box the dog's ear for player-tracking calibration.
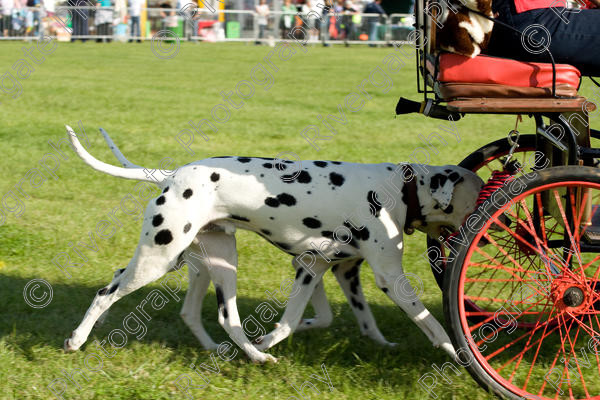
[429,171,464,210]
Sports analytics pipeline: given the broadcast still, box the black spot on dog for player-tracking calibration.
[443,204,454,214]
[145,232,149,236]
[295,268,304,279]
[260,229,271,236]
[350,277,359,295]
[307,191,311,195]
[212,156,232,159]
[329,172,345,187]
[419,179,424,186]
[215,286,227,319]
[343,221,369,241]
[331,264,339,273]
[445,169,452,173]
[351,297,364,310]
[321,230,334,239]
[244,169,249,173]
[163,186,169,193]
[156,196,166,205]
[448,172,459,181]
[302,274,312,285]
[263,163,273,169]
[331,161,342,165]
[210,172,220,182]
[99,283,119,296]
[260,174,264,178]
[363,322,368,330]
[155,229,173,245]
[274,163,287,171]
[152,214,164,227]
[275,242,291,250]
[382,287,389,293]
[303,217,322,229]
[344,265,359,280]
[367,191,382,217]
[265,197,280,207]
[430,174,447,191]
[386,166,393,171]
[257,157,274,160]
[277,193,296,206]
[237,157,251,163]
[183,223,192,233]
[231,215,250,222]
[314,161,328,168]
[281,170,312,184]
[269,216,275,220]
[183,189,193,199]
[118,268,126,274]
[336,252,352,258]
[412,302,416,306]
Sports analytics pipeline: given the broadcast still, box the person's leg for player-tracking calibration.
[487,1,600,76]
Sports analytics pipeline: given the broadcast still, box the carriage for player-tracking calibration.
[399,1,600,398]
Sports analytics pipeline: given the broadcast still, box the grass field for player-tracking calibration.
[1,40,598,400]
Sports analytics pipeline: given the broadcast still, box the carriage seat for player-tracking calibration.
[435,53,581,100]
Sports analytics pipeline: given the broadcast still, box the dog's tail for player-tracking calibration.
[66,125,163,184]
[99,127,141,169]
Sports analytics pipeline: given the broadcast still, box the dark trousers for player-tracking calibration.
[71,11,88,41]
[487,0,600,76]
[130,16,140,38]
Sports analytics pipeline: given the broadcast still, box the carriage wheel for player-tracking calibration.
[428,134,537,289]
[444,166,600,400]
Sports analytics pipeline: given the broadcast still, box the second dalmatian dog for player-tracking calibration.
[63,126,483,363]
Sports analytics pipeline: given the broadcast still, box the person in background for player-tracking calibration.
[486,0,600,76]
[129,0,143,41]
[280,0,294,39]
[25,0,41,37]
[363,0,385,46]
[95,0,112,42]
[341,0,357,46]
[68,0,88,41]
[255,0,268,44]
[1,0,14,37]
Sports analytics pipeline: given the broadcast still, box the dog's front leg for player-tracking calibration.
[365,249,458,361]
[254,258,330,351]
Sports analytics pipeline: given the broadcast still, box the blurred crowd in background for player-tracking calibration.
[0,0,415,44]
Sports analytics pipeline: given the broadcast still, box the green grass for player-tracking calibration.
[1,41,598,400]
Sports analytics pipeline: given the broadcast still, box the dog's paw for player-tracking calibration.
[63,336,78,353]
[251,352,278,364]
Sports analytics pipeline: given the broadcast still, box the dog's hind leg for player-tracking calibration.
[196,231,277,363]
[254,258,330,351]
[93,267,127,329]
[331,259,395,346]
[179,243,219,351]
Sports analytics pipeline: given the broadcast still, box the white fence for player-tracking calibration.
[0,5,414,44]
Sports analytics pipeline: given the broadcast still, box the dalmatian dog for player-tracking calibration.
[63,126,483,363]
[93,128,393,350]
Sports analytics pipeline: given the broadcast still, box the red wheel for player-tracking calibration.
[445,166,600,399]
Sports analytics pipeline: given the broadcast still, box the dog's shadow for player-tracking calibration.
[2,274,451,369]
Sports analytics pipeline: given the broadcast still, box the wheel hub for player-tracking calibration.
[563,286,584,307]
[550,278,590,313]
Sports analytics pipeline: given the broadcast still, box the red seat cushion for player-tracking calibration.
[437,53,581,89]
